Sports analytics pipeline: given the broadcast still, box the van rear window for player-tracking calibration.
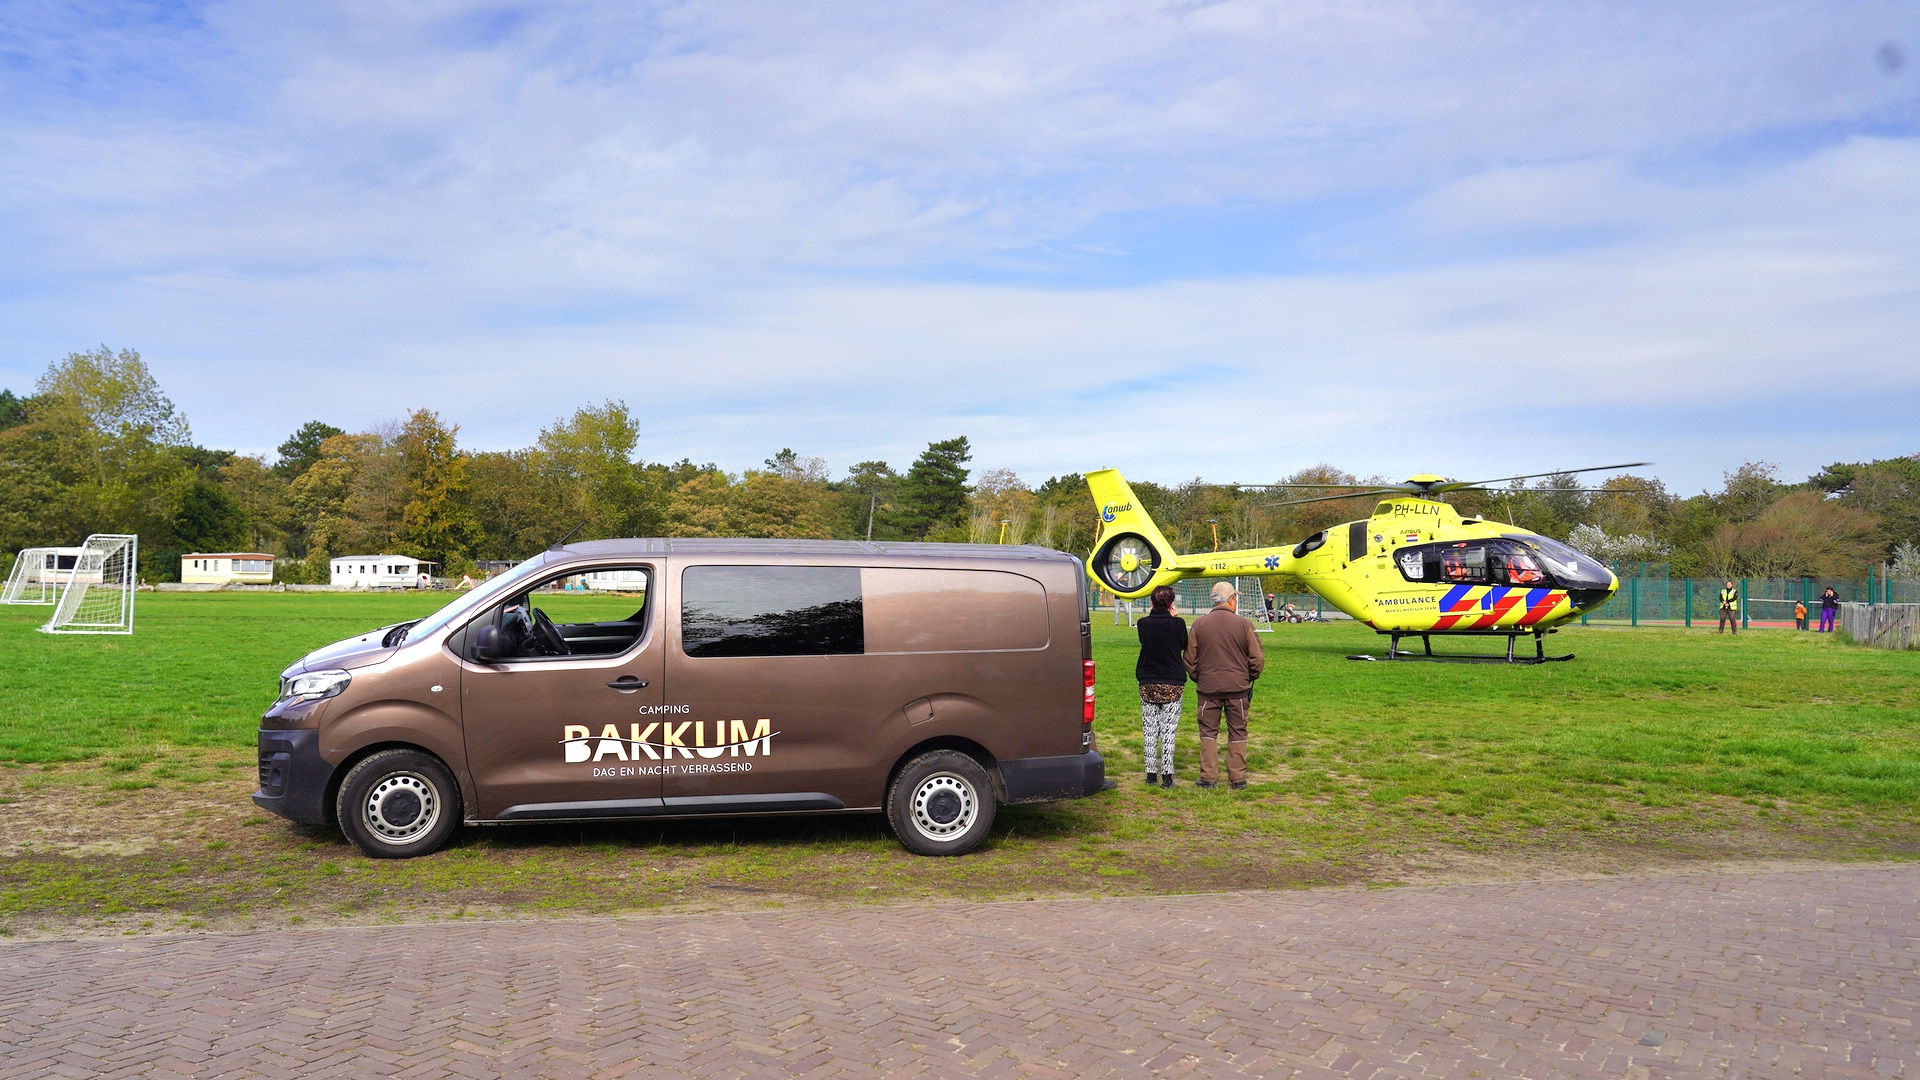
[863,568,1048,652]
[681,566,864,658]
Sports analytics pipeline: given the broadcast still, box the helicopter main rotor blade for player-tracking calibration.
[1222,483,1389,490]
[1435,462,1653,492]
[1454,487,1645,495]
[1265,489,1408,508]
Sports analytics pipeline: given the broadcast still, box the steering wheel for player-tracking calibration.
[529,607,570,656]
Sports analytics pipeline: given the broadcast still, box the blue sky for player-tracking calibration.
[2,1,1916,495]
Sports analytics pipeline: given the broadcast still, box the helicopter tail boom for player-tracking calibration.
[1085,469,1298,598]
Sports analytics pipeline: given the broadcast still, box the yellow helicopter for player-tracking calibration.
[1085,464,1648,663]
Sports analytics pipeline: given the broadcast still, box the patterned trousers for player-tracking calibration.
[1140,701,1181,775]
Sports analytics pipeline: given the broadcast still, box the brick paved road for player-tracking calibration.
[2,864,1915,1079]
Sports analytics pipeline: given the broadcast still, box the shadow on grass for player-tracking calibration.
[274,793,1103,862]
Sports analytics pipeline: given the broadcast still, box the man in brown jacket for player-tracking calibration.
[1183,581,1266,789]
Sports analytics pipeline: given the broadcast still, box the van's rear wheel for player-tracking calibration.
[887,751,996,856]
[336,749,462,859]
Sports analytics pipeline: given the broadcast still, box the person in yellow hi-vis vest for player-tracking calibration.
[1717,580,1740,635]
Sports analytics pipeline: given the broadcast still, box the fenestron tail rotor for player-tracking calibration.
[1084,468,1187,597]
[1094,533,1159,593]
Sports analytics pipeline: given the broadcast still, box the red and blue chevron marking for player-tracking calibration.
[1428,586,1566,631]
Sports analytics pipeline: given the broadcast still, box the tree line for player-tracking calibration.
[1,347,1915,583]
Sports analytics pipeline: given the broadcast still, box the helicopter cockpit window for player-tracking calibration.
[1506,536,1614,590]
[1396,541,1501,586]
[1439,544,1487,583]
[1495,549,1546,585]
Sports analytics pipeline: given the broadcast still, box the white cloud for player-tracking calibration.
[0,1,1916,495]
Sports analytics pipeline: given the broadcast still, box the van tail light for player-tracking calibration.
[1082,660,1096,726]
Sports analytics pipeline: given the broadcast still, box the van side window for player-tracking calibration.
[681,566,864,658]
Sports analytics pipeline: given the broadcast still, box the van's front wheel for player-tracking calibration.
[887,751,996,856]
[336,749,462,859]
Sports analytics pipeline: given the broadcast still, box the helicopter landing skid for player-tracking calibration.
[1346,629,1574,664]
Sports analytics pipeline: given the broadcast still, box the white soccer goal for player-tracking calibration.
[1237,577,1274,633]
[2,547,61,604]
[40,534,138,635]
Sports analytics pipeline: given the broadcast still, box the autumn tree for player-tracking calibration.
[1031,473,1093,553]
[398,409,481,574]
[663,460,839,540]
[968,468,1037,544]
[288,429,407,564]
[1701,490,1884,578]
[730,470,839,538]
[663,471,736,537]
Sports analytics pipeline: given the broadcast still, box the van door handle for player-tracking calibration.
[606,677,649,691]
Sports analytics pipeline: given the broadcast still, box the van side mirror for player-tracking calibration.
[473,624,506,662]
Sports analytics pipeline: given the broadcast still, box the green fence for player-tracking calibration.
[1091,572,1920,630]
[1581,574,1920,628]
[1096,579,1330,622]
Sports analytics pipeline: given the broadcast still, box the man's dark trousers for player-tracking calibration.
[1197,692,1249,785]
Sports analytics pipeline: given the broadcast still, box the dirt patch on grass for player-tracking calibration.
[0,754,262,859]
[1,753,1914,942]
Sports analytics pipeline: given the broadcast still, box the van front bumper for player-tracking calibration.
[253,728,334,825]
[1000,750,1106,804]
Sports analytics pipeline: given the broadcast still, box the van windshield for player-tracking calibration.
[400,553,557,642]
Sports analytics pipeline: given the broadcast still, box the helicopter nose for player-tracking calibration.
[1567,588,1613,611]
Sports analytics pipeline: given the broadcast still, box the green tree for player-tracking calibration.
[398,409,481,574]
[0,402,92,553]
[0,389,28,430]
[1811,454,1920,552]
[535,401,659,540]
[889,437,971,540]
[841,460,902,540]
[173,479,249,552]
[218,455,289,554]
[28,346,196,544]
[275,421,346,478]
[466,449,553,560]
[1713,461,1784,521]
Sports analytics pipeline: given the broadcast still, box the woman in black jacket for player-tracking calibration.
[1135,585,1188,788]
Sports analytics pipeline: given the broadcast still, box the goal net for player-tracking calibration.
[1237,577,1274,632]
[41,534,137,635]
[2,547,61,604]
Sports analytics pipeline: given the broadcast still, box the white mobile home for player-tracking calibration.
[182,552,275,585]
[15,547,88,585]
[331,555,432,588]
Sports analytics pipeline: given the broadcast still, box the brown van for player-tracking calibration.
[255,540,1107,857]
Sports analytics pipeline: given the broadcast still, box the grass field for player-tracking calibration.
[2,592,1917,936]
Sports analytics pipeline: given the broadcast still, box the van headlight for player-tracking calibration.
[281,669,352,704]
